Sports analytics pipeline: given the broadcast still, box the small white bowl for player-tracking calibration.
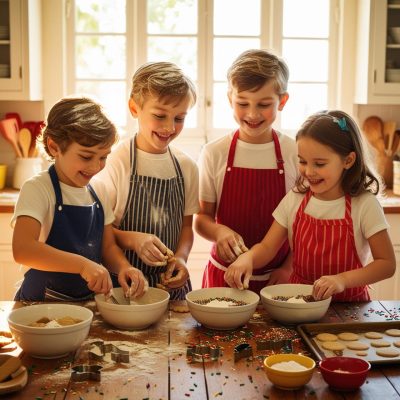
[260,284,331,324]
[389,27,400,44]
[8,304,93,359]
[95,287,170,330]
[186,287,259,330]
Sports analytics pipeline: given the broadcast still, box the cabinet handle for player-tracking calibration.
[19,66,22,78]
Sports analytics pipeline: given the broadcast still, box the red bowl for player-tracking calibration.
[319,356,371,391]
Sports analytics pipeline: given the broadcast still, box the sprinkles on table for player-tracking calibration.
[193,297,248,306]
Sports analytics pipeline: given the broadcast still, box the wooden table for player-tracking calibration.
[1,300,400,399]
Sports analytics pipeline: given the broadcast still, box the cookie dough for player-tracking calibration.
[338,332,360,341]
[346,341,370,351]
[385,329,400,337]
[364,331,383,339]
[322,341,346,351]
[316,333,338,342]
[371,340,391,348]
[376,348,400,358]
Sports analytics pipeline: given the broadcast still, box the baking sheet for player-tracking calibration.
[297,321,400,365]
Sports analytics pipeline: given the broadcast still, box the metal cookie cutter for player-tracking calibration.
[71,365,102,382]
[186,343,222,363]
[256,339,293,353]
[88,340,130,363]
[234,343,253,362]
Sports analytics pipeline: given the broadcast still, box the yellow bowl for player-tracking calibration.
[264,353,316,390]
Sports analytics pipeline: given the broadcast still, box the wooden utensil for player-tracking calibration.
[383,121,397,156]
[362,116,385,153]
[0,118,23,158]
[392,130,400,156]
[18,128,31,158]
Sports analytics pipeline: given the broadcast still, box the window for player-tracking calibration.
[67,0,338,154]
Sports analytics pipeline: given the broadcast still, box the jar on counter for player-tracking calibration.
[12,157,43,189]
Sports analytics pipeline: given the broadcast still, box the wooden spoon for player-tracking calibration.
[0,118,23,158]
[362,116,385,153]
[18,128,31,158]
[384,121,397,156]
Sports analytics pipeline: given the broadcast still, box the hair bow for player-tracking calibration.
[332,117,349,132]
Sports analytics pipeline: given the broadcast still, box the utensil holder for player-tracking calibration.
[394,159,400,195]
[12,157,43,189]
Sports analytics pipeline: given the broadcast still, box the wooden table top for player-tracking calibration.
[1,300,400,399]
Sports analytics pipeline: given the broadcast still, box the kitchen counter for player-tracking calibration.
[3,187,400,213]
[1,300,400,399]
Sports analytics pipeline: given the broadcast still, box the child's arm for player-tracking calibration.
[225,220,288,289]
[195,200,247,263]
[13,216,113,294]
[313,229,396,300]
[162,215,193,289]
[101,224,147,298]
[113,228,169,266]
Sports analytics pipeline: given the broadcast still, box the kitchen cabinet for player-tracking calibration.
[0,213,23,300]
[355,0,400,104]
[0,0,42,100]
[370,213,400,300]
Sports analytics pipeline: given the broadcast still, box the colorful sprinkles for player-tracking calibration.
[193,297,248,306]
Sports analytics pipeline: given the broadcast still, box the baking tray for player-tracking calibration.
[297,321,400,365]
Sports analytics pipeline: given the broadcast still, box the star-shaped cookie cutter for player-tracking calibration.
[234,342,253,362]
[88,340,130,363]
[186,343,222,363]
[71,365,102,382]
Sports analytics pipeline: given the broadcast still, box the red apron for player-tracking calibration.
[202,129,290,294]
[290,190,370,302]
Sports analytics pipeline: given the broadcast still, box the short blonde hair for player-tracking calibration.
[130,61,197,107]
[227,49,289,95]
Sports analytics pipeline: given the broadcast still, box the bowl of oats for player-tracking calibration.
[7,303,93,359]
[186,287,259,330]
[260,284,331,324]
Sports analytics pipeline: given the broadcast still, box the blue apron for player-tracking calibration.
[119,136,191,300]
[15,164,106,301]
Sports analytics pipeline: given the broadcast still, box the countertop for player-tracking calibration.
[3,187,400,213]
[1,300,400,399]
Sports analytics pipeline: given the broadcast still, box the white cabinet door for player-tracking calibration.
[0,0,42,100]
[355,0,400,104]
[0,214,23,300]
[370,214,400,300]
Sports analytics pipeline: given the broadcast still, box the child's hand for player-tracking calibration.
[313,275,346,300]
[134,233,171,266]
[118,267,148,299]
[160,257,189,289]
[224,253,253,290]
[215,226,248,263]
[80,261,113,294]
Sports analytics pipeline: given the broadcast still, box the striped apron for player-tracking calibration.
[119,137,191,300]
[290,190,370,302]
[202,129,290,294]
[15,164,104,302]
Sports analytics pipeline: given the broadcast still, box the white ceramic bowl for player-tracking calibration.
[389,27,400,44]
[186,287,259,330]
[260,284,331,324]
[7,304,93,359]
[95,287,170,330]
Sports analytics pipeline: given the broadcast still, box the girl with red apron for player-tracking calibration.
[290,190,370,301]
[202,130,290,294]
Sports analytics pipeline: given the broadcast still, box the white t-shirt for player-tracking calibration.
[198,131,298,207]
[272,190,389,266]
[12,170,115,243]
[92,137,200,226]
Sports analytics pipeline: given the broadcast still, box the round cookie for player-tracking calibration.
[376,348,400,358]
[338,332,359,341]
[316,333,338,342]
[385,329,400,337]
[393,341,400,348]
[364,331,383,340]
[322,341,346,352]
[346,341,369,351]
[356,351,368,356]
[371,340,391,348]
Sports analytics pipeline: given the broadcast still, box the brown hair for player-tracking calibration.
[295,110,380,196]
[130,61,197,107]
[40,97,118,159]
[227,49,289,95]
